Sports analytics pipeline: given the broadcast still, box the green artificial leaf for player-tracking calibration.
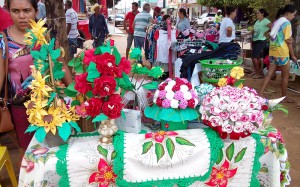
[100,46,111,54]
[234,148,247,163]
[148,66,164,78]
[74,63,84,73]
[175,137,195,146]
[71,100,81,107]
[30,50,42,60]
[50,49,61,60]
[92,114,108,123]
[35,127,47,143]
[47,92,57,106]
[129,48,142,60]
[166,138,175,158]
[216,148,224,165]
[111,150,117,160]
[64,82,77,97]
[234,79,245,87]
[48,38,55,50]
[137,67,150,75]
[39,45,49,60]
[226,143,235,161]
[69,121,81,132]
[57,122,72,142]
[25,125,40,133]
[277,107,288,115]
[113,47,121,65]
[53,69,65,79]
[121,110,126,120]
[86,91,94,98]
[155,143,165,162]
[142,141,153,154]
[97,145,108,158]
[26,153,36,162]
[142,81,159,90]
[68,58,76,66]
[87,62,100,82]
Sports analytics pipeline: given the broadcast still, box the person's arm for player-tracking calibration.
[103,15,109,36]
[124,14,128,32]
[186,18,191,29]
[263,22,272,37]
[65,11,71,36]
[88,16,93,38]
[284,24,297,61]
[226,26,233,37]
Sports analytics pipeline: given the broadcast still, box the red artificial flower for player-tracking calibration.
[89,158,117,187]
[145,131,178,143]
[109,39,115,46]
[156,98,163,107]
[108,94,123,103]
[187,83,193,90]
[95,53,116,75]
[119,57,131,74]
[83,49,96,65]
[205,159,238,187]
[226,76,236,85]
[32,44,41,51]
[172,84,181,92]
[187,99,195,108]
[158,83,167,90]
[93,76,117,97]
[261,105,269,111]
[85,98,103,117]
[113,67,123,78]
[74,73,92,94]
[175,77,185,85]
[102,98,124,119]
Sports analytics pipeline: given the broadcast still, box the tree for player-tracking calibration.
[45,0,70,61]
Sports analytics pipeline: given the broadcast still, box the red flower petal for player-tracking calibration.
[225,167,238,178]
[165,131,178,136]
[219,178,229,187]
[205,178,218,186]
[221,159,230,171]
[98,158,109,171]
[145,133,153,139]
[154,134,165,143]
[89,172,104,183]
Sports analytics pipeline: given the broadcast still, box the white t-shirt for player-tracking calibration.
[66,8,79,39]
[219,17,236,43]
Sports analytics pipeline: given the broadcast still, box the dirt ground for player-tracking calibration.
[0,34,299,186]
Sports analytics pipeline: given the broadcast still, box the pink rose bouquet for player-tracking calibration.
[200,86,265,139]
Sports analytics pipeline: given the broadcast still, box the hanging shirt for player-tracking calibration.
[155,30,177,64]
[253,18,271,41]
[219,17,236,43]
[89,13,109,38]
[65,8,79,39]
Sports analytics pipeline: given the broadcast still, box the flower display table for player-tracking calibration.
[18,127,289,187]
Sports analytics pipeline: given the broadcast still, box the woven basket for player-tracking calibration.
[78,118,97,132]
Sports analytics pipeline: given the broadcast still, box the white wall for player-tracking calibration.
[0,0,4,7]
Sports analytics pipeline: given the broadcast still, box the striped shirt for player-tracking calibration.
[66,8,79,39]
[134,11,152,37]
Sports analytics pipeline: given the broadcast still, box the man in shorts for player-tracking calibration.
[124,2,139,59]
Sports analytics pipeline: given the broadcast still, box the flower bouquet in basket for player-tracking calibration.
[144,77,199,131]
[64,39,134,144]
[23,20,81,146]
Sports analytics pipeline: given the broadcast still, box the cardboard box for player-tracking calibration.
[115,109,141,133]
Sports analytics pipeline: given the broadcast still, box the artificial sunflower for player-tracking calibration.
[24,19,48,46]
[30,67,53,98]
[230,67,244,80]
[24,98,48,123]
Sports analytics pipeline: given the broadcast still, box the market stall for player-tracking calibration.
[17,19,291,187]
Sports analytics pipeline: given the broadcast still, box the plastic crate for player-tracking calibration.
[200,59,243,83]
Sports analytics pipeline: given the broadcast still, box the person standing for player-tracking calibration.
[65,0,79,58]
[36,0,46,20]
[214,9,223,30]
[260,5,297,103]
[251,9,272,79]
[124,2,139,59]
[133,3,153,62]
[89,3,109,48]
[153,6,162,24]
[219,7,237,43]
[175,8,190,31]
[0,7,13,31]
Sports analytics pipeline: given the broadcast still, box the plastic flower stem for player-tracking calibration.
[48,54,57,107]
[130,63,138,82]
[136,78,145,90]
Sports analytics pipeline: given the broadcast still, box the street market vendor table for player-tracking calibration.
[18,127,288,187]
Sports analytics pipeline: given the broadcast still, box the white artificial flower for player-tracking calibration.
[166,91,175,100]
[165,85,173,92]
[183,92,192,100]
[170,99,179,108]
[180,85,189,92]
[153,90,159,100]
[168,80,176,86]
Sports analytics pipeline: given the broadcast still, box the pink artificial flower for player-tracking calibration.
[174,91,184,100]
[179,99,188,109]
[233,123,244,133]
[21,158,34,173]
[145,131,178,143]
[222,124,233,133]
[209,116,223,127]
[219,112,230,120]
[32,147,49,155]
[158,90,167,99]
[240,115,250,123]
[250,113,259,122]
[230,113,240,122]
[227,103,238,113]
[210,106,221,115]
[162,99,171,108]
[75,103,88,118]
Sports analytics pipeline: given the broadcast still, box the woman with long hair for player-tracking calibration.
[175,8,190,31]
[0,0,72,151]
[259,4,297,103]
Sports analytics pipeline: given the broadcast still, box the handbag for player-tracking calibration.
[0,31,14,133]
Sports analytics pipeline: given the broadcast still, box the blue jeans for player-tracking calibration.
[134,36,145,63]
[68,38,78,58]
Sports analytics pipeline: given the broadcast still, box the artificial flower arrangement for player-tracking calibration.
[200,85,266,139]
[144,77,199,130]
[217,66,245,88]
[194,83,215,103]
[63,38,136,143]
[24,20,81,143]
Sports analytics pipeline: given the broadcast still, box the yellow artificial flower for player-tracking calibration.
[29,19,48,46]
[230,67,244,79]
[35,106,65,135]
[218,78,227,87]
[60,102,80,122]
[30,68,53,98]
[24,98,48,123]
[237,83,243,88]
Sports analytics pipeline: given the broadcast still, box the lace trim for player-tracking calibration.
[250,133,264,187]
[56,144,70,187]
[113,128,224,187]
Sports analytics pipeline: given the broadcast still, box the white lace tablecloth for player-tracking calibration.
[18,129,288,187]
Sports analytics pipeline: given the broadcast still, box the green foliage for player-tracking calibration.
[142,141,153,154]
[97,145,108,158]
[226,143,234,161]
[155,143,165,162]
